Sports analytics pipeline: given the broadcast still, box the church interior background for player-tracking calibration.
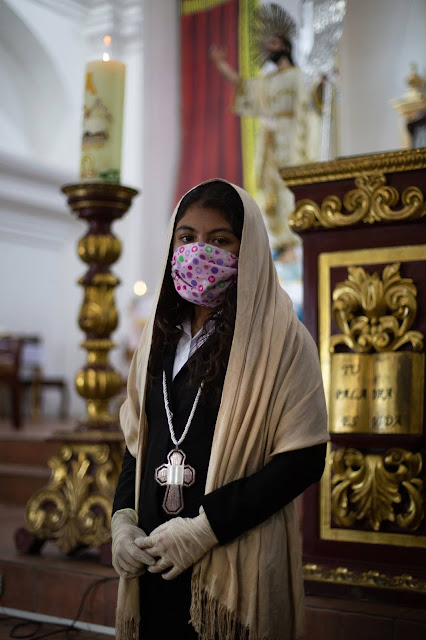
[0,0,425,638]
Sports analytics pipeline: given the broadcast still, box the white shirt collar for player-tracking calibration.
[172,317,215,379]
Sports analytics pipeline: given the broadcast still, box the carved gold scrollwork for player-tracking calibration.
[331,447,424,532]
[281,148,426,186]
[330,263,424,353]
[78,273,119,335]
[76,268,121,426]
[303,564,426,593]
[25,443,123,553]
[289,171,425,231]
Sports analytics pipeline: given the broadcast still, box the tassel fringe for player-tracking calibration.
[190,579,297,640]
[115,612,139,640]
[115,577,140,640]
[190,580,257,640]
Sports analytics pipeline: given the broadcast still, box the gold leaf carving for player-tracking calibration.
[78,278,119,335]
[25,443,122,553]
[330,263,424,353]
[331,447,423,532]
[289,171,425,231]
[304,564,426,593]
[281,148,426,186]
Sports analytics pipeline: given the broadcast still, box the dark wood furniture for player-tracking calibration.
[0,337,24,428]
[0,335,68,424]
[21,370,69,420]
[281,148,426,605]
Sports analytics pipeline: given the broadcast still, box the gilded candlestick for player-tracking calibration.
[62,182,138,430]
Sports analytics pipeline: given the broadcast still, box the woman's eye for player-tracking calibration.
[180,235,193,243]
[213,237,228,245]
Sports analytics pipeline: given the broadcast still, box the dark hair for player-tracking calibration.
[276,35,294,65]
[148,181,244,390]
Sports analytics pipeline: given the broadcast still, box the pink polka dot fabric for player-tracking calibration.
[171,242,238,308]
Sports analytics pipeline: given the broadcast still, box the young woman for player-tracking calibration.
[111,180,329,640]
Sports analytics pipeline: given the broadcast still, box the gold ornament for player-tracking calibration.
[281,148,426,186]
[25,443,123,553]
[304,564,426,593]
[78,274,119,336]
[319,247,426,545]
[290,172,424,231]
[331,447,423,532]
[330,263,424,353]
[62,182,138,429]
[78,234,122,265]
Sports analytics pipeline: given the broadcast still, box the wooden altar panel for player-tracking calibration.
[281,148,426,603]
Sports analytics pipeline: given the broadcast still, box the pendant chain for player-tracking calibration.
[162,370,203,448]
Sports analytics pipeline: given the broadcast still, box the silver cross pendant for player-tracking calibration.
[155,448,195,515]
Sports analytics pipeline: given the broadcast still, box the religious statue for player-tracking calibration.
[391,63,426,149]
[210,3,319,256]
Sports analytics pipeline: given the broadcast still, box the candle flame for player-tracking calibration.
[103,34,111,61]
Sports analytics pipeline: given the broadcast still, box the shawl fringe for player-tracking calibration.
[191,579,285,640]
[115,614,139,640]
[115,577,140,640]
[190,581,250,640]
[190,579,301,640]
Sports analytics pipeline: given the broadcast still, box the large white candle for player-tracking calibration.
[80,45,126,183]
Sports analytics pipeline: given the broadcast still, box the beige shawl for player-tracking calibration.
[116,180,329,640]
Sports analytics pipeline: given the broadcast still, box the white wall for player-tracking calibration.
[140,0,180,293]
[339,0,425,156]
[0,0,159,418]
[0,0,84,171]
[0,0,88,418]
[0,152,84,417]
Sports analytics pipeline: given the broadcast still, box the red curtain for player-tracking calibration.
[175,0,242,203]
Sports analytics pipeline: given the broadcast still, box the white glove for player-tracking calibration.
[136,510,218,581]
[111,508,155,579]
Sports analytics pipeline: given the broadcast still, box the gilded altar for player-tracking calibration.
[281,148,426,602]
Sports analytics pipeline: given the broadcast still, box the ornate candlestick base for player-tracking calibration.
[16,438,124,563]
[16,183,138,561]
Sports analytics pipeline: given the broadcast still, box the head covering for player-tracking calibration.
[253,2,296,64]
[116,180,329,640]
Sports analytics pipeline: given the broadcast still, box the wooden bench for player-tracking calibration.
[21,368,69,420]
[0,336,68,425]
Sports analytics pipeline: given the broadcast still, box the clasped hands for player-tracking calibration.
[111,508,218,581]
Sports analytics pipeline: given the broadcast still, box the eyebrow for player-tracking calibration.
[175,225,237,236]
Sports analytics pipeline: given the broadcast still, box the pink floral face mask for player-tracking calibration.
[171,242,239,308]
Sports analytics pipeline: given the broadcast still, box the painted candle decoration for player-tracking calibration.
[80,38,126,183]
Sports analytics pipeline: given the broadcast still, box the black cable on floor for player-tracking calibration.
[8,621,42,639]
[5,575,119,640]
